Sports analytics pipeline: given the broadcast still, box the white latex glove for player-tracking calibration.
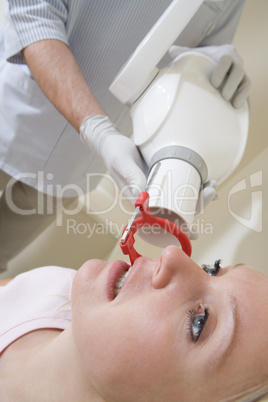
[80,115,146,201]
[169,44,251,108]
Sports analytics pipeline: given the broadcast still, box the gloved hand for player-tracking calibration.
[80,115,146,201]
[169,44,251,108]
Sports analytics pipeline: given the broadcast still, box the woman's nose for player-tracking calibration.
[152,245,199,289]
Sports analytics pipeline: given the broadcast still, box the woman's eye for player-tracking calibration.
[187,307,209,343]
[201,259,221,276]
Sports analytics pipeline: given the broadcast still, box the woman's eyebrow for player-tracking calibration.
[233,263,245,268]
[220,295,239,362]
[225,263,245,275]
[209,295,238,370]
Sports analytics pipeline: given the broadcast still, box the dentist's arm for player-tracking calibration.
[22,40,146,200]
[22,39,105,131]
[0,279,12,286]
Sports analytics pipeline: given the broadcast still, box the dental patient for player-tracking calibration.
[0,246,267,402]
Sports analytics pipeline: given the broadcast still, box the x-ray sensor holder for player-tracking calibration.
[120,192,192,265]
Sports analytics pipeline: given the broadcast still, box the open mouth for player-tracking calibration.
[114,266,133,297]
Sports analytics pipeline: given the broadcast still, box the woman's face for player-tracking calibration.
[71,246,268,402]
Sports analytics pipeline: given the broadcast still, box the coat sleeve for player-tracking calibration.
[198,0,247,46]
[5,0,69,63]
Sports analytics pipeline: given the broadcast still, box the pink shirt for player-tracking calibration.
[0,266,77,353]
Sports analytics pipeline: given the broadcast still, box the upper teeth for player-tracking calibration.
[114,266,132,297]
